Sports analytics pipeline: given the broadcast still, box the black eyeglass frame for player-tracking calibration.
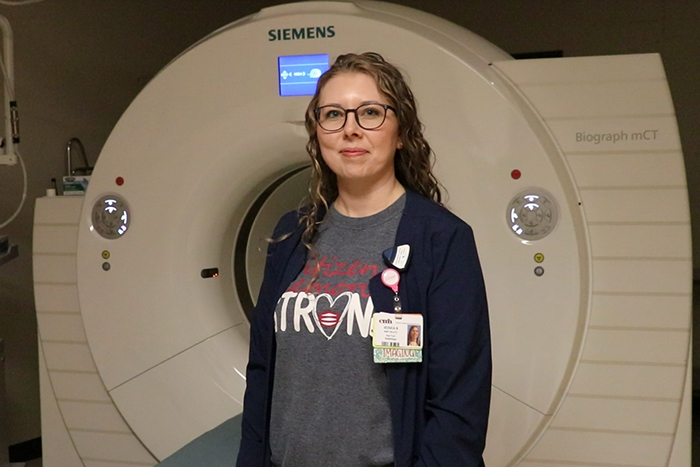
[314,103,397,132]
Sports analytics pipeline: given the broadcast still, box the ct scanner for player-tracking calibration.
[31,2,692,466]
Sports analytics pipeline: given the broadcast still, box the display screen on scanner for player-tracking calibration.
[278,54,330,96]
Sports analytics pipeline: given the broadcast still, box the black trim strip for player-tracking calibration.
[9,437,42,462]
[512,50,564,60]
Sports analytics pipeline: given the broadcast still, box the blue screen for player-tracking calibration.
[278,54,330,97]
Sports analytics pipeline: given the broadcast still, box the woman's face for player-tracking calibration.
[315,72,401,186]
[410,326,419,340]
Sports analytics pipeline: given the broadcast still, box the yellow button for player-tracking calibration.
[534,253,544,263]
[102,250,110,259]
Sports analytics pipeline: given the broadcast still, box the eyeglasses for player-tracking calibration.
[314,103,397,132]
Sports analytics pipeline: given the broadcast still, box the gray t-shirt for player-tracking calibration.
[269,194,405,467]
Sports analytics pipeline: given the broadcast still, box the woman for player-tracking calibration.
[237,52,491,467]
[407,325,421,347]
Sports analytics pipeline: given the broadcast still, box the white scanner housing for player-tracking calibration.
[33,2,691,466]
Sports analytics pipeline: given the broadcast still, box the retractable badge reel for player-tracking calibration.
[372,245,423,363]
[380,243,411,316]
[381,268,402,317]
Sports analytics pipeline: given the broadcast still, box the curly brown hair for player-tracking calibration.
[299,52,442,250]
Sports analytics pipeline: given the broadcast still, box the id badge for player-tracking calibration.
[372,312,424,363]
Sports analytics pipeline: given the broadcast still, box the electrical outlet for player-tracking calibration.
[0,154,17,165]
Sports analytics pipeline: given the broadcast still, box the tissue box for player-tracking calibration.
[63,175,91,196]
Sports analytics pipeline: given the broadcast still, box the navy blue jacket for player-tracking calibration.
[237,190,491,466]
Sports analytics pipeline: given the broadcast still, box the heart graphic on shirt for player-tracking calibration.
[312,291,352,340]
[318,310,340,327]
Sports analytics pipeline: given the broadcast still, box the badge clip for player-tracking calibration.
[382,244,411,272]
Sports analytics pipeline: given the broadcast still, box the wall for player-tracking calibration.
[0,0,697,446]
